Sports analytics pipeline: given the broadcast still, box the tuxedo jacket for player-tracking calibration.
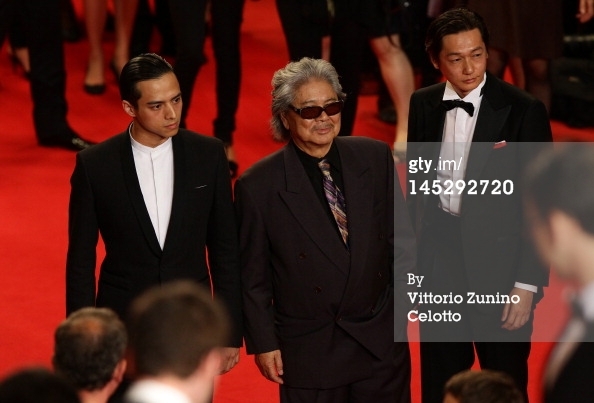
[407,73,552,307]
[234,137,416,388]
[545,322,594,403]
[66,129,242,345]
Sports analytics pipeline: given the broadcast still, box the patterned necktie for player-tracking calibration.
[318,159,348,245]
[442,99,475,116]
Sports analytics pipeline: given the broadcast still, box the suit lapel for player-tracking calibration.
[120,133,162,257]
[162,134,186,254]
[279,144,350,275]
[334,139,374,303]
[464,75,511,186]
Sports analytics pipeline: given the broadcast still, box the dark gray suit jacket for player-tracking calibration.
[235,136,415,388]
[66,129,242,345]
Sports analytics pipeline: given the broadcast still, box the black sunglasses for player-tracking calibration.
[288,100,344,119]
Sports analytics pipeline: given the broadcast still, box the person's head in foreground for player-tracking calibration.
[443,369,524,403]
[0,367,81,403]
[125,280,230,403]
[524,144,594,286]
[53,307,127,403]
[271,57,346,158]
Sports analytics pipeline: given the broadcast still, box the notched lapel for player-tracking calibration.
[279,146,350,275]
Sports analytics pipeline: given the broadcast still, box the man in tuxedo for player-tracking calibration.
[524,144,594,403]
[406,8,552,403]
[53,307,127,403]
[66,53,241,374]
[0,0,95,151]
[124,281,229,403]
[235,57,416,403]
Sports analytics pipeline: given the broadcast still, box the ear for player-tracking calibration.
[549,210,582,244]
[112,359,127,384]
[430,56,439,70]
[280,112,290,130]
[122,100,136,118]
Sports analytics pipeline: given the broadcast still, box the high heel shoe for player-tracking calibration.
[83,83,106,95]
[228,160,239,179]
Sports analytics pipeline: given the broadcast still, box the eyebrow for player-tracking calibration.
[446,47,484,57]
[146,92,182,106]
[299,96,338,105]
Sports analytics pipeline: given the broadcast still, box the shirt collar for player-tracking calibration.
[443,72,487,108]
[578,282,594,321]
[129,123,172,155]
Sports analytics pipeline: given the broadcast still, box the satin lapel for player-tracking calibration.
[119,134,162,256]
[278,145,350,275]
[162,135,186,254]
[419,91,447,205]
[334,139,373,303]
[464,78,511,186]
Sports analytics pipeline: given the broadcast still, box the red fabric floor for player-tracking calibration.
[0,0,593,401]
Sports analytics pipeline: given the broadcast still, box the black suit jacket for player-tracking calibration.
[407,74,552,312]
[66,129,242,346]
[545,322,594,403]
[234,137,415,388]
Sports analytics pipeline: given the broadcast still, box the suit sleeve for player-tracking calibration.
[234,177,279,355]
[66,153,99,315]
[206,145,243,347]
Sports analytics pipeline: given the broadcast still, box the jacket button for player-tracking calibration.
[377,271,383,279]
[314,286,322,294]
[298,252,306,260]
[378,234,384,240]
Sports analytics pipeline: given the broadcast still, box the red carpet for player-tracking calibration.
[0,1,592,402]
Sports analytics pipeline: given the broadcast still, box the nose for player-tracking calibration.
[165,102,177,120]
[462,57,474,75]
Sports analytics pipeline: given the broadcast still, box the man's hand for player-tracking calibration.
[255,350,284,384]
[578,0,594,23]
[501,287,534,330]
[219,347,240,374]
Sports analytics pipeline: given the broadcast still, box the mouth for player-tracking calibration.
[165,122,179,130]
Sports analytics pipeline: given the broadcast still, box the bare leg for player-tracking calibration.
[370,34,414,153]
[83,0,107,86]
[523,58,551,113]
[112,0,138,74]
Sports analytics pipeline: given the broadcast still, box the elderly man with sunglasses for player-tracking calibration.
[234,57,416,403]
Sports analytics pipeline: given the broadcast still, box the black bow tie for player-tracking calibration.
[442,99,475,117]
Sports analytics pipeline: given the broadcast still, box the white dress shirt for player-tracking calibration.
[125,380,192,403]
[130,128,174,250]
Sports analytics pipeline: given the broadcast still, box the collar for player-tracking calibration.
[292,140,341,172]
[129,123,172,155]
[443,72,487,108]
[578,282,594,321]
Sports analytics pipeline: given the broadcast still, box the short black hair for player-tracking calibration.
[444,370,524,403]
[524,143,594,236]
[0,368,80,403]
[119,53,175,107]
[425,8,490,63]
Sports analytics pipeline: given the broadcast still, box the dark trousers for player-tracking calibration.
[419,208,532,403]
[211,0,245,145]
[0,0,71,142]
[275,0,367,137]
[280,342,411,403]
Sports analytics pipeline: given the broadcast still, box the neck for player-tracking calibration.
[78,388,113,403]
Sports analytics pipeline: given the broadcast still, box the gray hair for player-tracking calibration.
[270,58,346,142]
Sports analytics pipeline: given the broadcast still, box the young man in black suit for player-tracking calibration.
[524,144,594,403]
[66,53,241,374]
[406,8,552,403]
[235,57,416,403]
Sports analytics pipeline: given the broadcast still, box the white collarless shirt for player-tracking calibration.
[130,129,174,250]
